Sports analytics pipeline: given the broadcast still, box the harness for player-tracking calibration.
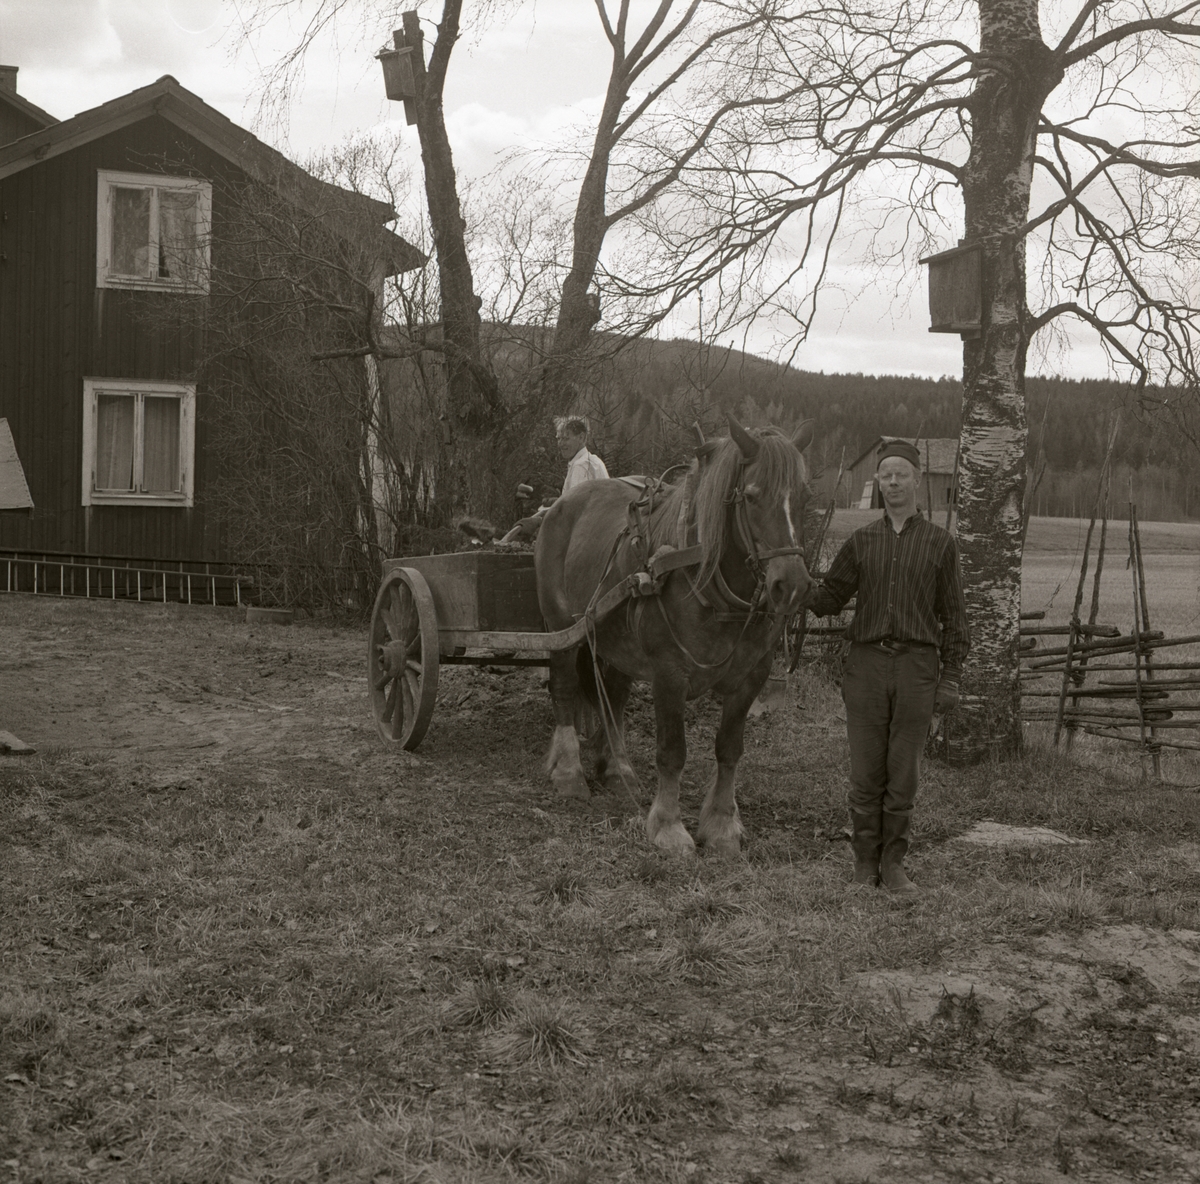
[609,459,805,665]
[579,454,805,792]
[675,458,807,617]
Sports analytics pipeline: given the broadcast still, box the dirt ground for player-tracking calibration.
[2,593,1199,1183]
[0,598,367,771]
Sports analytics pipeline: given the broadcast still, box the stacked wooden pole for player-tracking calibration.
[1019,498,1200,772]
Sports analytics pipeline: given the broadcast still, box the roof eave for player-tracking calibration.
[0,86,58,131]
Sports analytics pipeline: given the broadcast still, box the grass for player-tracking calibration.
[443,978,517,1031]
[487,997,591,1067]
[1,595,1200,1181]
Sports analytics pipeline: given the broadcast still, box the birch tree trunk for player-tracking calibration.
[952,0,1063,762]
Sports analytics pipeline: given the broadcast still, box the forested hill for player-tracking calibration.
[661,343,1171,471]
[591,334,1199,520]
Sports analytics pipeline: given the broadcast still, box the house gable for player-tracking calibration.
[0,65,57,149]
[849,436,959,475]
[0,75,422,564]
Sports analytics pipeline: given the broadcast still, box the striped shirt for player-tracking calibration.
[810,511,970,676]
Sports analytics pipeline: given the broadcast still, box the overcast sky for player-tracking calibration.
[3,0,1116,381]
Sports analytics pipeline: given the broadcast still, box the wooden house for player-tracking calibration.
[0,69,422,598]
[846,436,959,513]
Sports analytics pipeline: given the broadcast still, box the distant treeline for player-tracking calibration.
[379,326,1200,527]
[583,338,1200,522]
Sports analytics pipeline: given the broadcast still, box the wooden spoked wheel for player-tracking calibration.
[368,567,439,749]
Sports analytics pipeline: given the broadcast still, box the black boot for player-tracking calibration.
[848,810,882,889]
[880,811,919,901]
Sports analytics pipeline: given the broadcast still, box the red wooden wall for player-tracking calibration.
[0,115,235,561]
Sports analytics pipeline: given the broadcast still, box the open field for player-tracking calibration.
[2,591,1199,1184]
[1020,518,1200,639]
[829,511,1200,558]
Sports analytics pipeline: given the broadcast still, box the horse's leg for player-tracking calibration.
[593,661,637,793]
[697,655,772,855]
[645,675,695,854]
[546,647,590,800]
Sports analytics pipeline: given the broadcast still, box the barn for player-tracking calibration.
[0,68,422,602]
[845,436,959,514]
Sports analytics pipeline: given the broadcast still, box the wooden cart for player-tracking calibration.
[368,550,654,749]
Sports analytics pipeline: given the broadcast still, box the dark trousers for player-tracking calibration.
[842,642,939,816]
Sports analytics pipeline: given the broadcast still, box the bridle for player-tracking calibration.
[684,458,807,616]
[727,456,808,586]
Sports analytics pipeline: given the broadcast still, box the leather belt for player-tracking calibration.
[865,638,933,654]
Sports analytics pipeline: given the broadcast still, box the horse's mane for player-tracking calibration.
[647,428,809,590]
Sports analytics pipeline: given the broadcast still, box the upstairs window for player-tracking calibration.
[96,171,211,292]
[82,379,196,507]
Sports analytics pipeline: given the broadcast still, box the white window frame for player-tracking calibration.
[82,378,196,507]
[96,170,212,293]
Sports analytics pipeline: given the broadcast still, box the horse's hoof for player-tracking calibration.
[601,766,637,795]
[553,773,591,801]
[697,817,744,855]
[702,837,743,858]
[648,821,696,855]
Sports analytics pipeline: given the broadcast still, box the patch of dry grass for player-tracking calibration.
[575,1062,704,1128]
[486,997,590,1067]
[443,977,516,1031]
[534,869,595,907]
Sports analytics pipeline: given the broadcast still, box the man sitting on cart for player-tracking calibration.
[501,416,609,543]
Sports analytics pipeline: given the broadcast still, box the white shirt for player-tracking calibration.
[561,446,609,496]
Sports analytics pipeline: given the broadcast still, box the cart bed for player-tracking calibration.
[383,552,545,634]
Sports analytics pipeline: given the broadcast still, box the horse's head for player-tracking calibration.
[724,415,816,612]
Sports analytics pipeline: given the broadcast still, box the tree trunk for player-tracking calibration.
[544,103,621,413]
[400,9,499,444]
[543,11,646,416]
[952,0,1063,763]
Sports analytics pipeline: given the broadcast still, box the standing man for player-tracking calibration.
[804,439,969,899]
[503,417,609,542]
[554,415,609,495]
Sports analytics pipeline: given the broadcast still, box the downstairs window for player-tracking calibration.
[82,379,196,507]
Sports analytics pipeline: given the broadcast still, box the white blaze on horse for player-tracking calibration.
[534,416,815,855]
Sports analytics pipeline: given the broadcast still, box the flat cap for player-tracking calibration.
[877,439,921,468]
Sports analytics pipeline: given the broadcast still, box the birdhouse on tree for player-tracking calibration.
[920,242,982,338]
[378,40,418,126]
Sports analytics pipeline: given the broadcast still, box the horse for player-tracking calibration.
[534,416,815,855]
